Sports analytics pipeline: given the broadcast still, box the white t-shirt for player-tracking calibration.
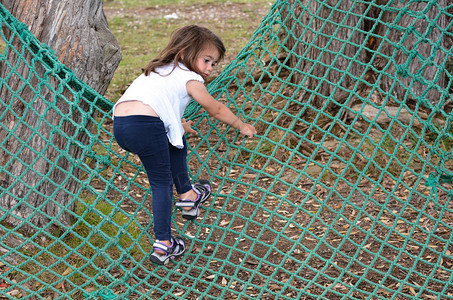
[113,63,204,148]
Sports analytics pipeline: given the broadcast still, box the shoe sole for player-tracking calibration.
[150,251,185,265]
[149,254,169,265]
[182,207,200,220]
[149,237,186,265]
[182,180,211,220]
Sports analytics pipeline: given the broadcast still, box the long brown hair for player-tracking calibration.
[143,25,226,76]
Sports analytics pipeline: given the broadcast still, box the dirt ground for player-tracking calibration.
[2,2,451,299]
[98,2,453,300]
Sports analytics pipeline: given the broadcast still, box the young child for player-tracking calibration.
[112,25,256,265]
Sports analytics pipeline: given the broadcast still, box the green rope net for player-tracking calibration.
[1,0,453,299]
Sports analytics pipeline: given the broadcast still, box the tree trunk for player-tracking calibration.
[374,0,447,106]
[283,0,448,109]
[0,0,121,233]
[282,0,369,111]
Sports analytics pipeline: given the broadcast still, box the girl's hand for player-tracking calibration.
[240,123,257,138]
[182,119,198,135]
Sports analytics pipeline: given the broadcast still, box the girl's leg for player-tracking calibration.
[169,137,192,194]
[113,116,173,241]
[169,137,198,204]
[139,149,173,241]
[169,137,211,219]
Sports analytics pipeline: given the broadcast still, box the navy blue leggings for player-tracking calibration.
[113,115,192,240]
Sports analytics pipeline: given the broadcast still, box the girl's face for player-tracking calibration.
[195,44,220,79]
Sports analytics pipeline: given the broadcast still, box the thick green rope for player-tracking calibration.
[1,0,452,299]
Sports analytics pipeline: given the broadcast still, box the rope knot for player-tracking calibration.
[396,64,409,78]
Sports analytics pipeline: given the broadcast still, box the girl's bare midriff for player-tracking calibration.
[114,100,159,117]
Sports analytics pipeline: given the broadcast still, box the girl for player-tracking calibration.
[113,25,256,265]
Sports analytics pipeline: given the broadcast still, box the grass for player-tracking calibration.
[10,193,152,298]
[103,0,272,101]
[3,1,452,298]
[3,1,270,296]
[104,0,244,7]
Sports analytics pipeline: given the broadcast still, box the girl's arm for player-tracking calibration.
[186,80,256,137]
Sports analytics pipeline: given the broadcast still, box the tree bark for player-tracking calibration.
[283,0,448,110]
[0,0,121,233]
[282,0,369,111]
[374,0,447,106]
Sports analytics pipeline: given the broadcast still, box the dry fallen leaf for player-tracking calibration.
[220,220,230,226]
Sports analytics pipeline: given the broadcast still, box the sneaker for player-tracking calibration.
[175,180,211,220]
[149,236,185,265]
